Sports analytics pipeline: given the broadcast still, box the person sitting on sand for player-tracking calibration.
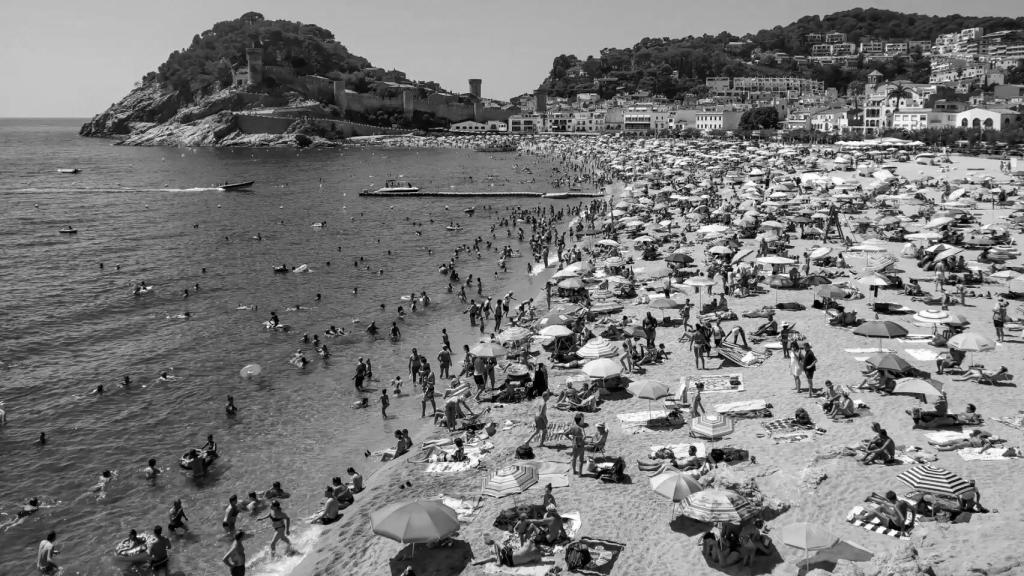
[821,380,841,412]
[312,486,341,525]
[862,429,896,464]
[953,366,1011,384]
[585,423,608,452]
[485,534,541,567]
[526,504,565,544]
[828,392,857,419]
[865,490,910,536]
[752,315,778,337]
[932,429,996,453]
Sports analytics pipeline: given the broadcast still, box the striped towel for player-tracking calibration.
[761,418,813,434]
[845,505,911,540]
[546,423,569,442]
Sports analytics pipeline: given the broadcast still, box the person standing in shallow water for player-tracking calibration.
[222,530,245,575]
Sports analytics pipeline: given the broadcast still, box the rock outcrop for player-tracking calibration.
[79,82,181,137]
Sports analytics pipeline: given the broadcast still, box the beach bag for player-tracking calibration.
[515,444,534,460]
[565,542,591,571]
[485,422,497,436]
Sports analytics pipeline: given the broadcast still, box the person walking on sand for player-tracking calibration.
[567,413,586,475]
[526,392,551,447]
[690,383,705,419]
[993,298,1008,343]
[420,365,437,418]
[789,340,805,393]
[222,530,246,576]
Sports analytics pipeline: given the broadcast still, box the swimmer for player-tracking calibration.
[89,384,104,396]
[92,470,115,499]
[245,492,265,514]
[225,396,237,416]
[315,293,322,302]
[0,401,5,426]
[144,458,160,485]
[157,371,177,383]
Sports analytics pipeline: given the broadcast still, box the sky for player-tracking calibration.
[2,0,1024,117]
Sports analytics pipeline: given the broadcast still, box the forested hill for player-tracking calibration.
[539,8,1024,99]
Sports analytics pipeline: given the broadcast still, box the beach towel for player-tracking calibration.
[546,423,569,443]
[993,415,1024,431]
[574,537,626,576]
[845,505,911,540]
[895,446,938,464]
[844,348,894,354]
[438,494,481,523]
[898,334,934,343]
[761,417,813,434]
[649,442,707,459]
[530,461,572,489]
[684,373,745,394]
[770,431,815,444]
[923,430,977,444]
[958,447,1020,461]
[481,560,555,576]
[713,399,769,418]
[903,348,941,362]
[616,410,684,433]
[424,455,481,473]
[717,343,771,367]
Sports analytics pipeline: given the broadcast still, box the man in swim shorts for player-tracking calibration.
[222,530,246,575]
[223,495,240,532]
[37,530,59,574]
[149,525,171,576]
[526,392,551,447]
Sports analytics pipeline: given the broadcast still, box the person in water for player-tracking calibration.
[225,396,237,417]
[223,495,240,533]
[222,530,246,576]
[168,499,189,533]
[259,501,293,557]
[148,525,172,576]
[202,434,219,458]
[145,459,160,485]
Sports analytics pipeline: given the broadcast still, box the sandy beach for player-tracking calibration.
[288,145,1024,576]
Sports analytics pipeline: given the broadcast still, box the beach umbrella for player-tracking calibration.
[892,377,944,398]
[650,471,703,503]
[803,275,832,287]
[815,285,846,300]
[582,357,622,379]
[852,320,907,350]
[665,252,694,265]
[239,364,262,379]
[577,337,621,359]
[649,297,682,310]
[629,380,672,419]
[905,231,942,241]
[698,224,729,234]
[780,522,839,568]
[678,489,757,524]
[731,248,756,264]
[557,277,585,290]
[935,247,965,261]
[912,309,950,325]
[684,277,715,308]
[857,273,890,287]
[806,540,874,567]
[470,341,508,358]
[949,332,996,365]
[756,256,796,266]
[923,217,954,229]
[690,414,735,440]
[483,464,538,498]
[896,465,974,498]
[708,245,733,255]
[866,353,912,372]
[943,313,970,328]
[497,326,533,344]
[808,246,832,260]
[370,500,460,544]
[539,325,573,338]
[551,268,580,280]
[948,332,995,353]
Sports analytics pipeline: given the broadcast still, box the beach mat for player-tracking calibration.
[546,423,569,443]
[903,348,941,362]
[574,537,626,576]
[424,456,480,473]
[684,373,745,394]
[770,431,815,444]
[844,348,893,354]
[481,561,555,576]
[845,505,911,540]
[924,430,977,443]
[616,410,684,433]
[761,418,812,434]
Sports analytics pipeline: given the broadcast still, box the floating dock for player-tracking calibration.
[358,190,601,198]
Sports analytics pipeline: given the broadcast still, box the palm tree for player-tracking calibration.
[885,83,911,129]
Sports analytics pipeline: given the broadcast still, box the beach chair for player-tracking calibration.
[558,392,600,412]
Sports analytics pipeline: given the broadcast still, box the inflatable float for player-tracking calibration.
[114,532,157,564]
[179,449,217,470]
[262,321,291,332]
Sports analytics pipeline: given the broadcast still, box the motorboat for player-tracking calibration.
[363,180,419,195]
[57,168,80,174]
[219,180,254,191]
[464,207,475,215]
[59,226,78,234]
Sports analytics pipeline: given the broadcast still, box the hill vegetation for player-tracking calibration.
[540,8,1024,99]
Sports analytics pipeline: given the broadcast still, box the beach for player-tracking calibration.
[287,143,1024,576]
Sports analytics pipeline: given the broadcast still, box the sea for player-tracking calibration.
[0,118,583,575]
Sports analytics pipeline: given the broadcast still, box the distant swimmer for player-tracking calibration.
[145,458,161,485]
[366,322,379,338]
[225,396,237,417]
[390,322,402,342]
[157,371,177,383]
[92,470,115,499]
[89,384,104,396]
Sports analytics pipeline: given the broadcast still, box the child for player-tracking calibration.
[392,376,403,396]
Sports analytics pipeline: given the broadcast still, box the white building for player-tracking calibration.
[508,114,543,133]
[955,107,1020,131]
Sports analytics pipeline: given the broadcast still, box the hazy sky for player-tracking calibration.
[2,0,1023,117]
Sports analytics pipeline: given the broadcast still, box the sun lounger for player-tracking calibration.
[556,392,600,412]
[845,505,912,540]
[717,342,771,367]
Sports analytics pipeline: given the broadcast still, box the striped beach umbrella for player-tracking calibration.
[678,489,757,523]
[581,357,622,379]
[483,464,538,498]
[576,337,621,359]
[469,341,508,358]
[497,326,533,344]
[896,465,974,498]
[690,414,735,440]
[539,325,573,338]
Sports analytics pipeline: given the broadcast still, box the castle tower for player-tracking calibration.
[246,48,264,86]
[468,78,482,99]
[535,89,547,113]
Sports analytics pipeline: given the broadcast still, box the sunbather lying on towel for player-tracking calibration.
[953,366,1011,384]
[856,491,911,536]
[483,535,542,567]
[910,403,982,428]
[930,429,999,453]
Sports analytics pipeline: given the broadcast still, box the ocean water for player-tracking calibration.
[0,119,575,575]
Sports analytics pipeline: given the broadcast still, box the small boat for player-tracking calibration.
[220,180,255,191]
[464,207,475,215]
[445,225,463,231]
[915,153,936,165]
[57,168,80,174]
[58,226,77,234]
[273,266,289,274]
[362,180,420,196]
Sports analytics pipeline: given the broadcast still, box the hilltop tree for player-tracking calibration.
[739,107,780,130]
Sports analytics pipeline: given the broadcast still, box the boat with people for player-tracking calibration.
[360,180,420,196]
[59,226,78,234]
[219,180,254,191]
[57,168,80,174]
